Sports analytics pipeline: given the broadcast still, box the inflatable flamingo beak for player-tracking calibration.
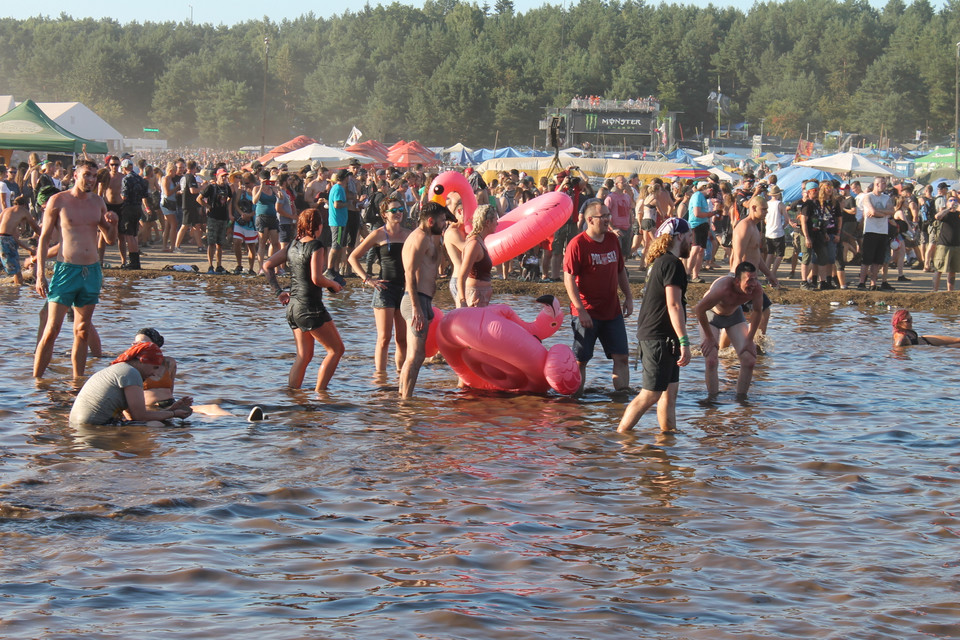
[430,184,446,205]
[535,294,561,316]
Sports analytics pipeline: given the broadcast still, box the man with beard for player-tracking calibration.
[34,160,118,378]
[694,261,763,398]
[399,201,455,398]
[564,200,634,394]
[618,217,692,434]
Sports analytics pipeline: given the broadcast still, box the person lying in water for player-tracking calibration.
[891,309,960,347]
[69,341,193,426]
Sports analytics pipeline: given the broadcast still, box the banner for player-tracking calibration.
[794,138,814,163]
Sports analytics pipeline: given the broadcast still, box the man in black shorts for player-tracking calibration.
[694,261,764,398]
[118,159,149,270]
[618,217,693,434]
[857,176,894,290]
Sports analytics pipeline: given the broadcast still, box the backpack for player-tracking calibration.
[36,184,60,209]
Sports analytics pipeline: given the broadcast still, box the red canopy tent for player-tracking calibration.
[254,135,318,166]
[346,140,391,161]
[345,140,391,168]
[388,141,439,168]
[388,140,407,152]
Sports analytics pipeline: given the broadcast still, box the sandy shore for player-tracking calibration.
[9,242,960,312]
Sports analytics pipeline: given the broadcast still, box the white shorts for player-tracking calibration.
[233,224,258,244]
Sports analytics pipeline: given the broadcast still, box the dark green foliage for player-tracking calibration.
[0,0,953,147]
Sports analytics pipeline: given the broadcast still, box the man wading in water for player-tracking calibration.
[399,201,455,398]
[34,160,117,378]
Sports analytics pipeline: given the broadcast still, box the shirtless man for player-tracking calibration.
[97,156,124,265]
[729,195,778,336]
[399,201,454,398]
[693,261,763,398]
[442,191,467,299]
[34,160,117,378]
[0,195,41,285]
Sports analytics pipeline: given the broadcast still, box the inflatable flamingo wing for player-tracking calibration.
[486,191,573,266]
[436,295,580,395]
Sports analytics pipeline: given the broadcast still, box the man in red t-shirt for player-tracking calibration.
[563,200,634,394]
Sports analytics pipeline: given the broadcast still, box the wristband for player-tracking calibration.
[678,335,690,347]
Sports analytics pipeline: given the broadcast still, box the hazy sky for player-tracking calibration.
[7,0,937,26]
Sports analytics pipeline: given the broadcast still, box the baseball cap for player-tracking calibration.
[120,158,134,170]
[216,168,228,176]
[694,180,710,189]
[804,181,819,191]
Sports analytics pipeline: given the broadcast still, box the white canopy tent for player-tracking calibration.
[270,144,375,169]
[35,102,123,149]
[709,166,742,183]
[441,142,473,154]
[795,152,895,177]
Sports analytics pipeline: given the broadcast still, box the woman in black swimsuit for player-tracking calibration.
[264,208,345,392]
[348,196,412,376]
[891,309,960,347]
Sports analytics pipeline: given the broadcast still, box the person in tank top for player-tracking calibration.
[456,204,499,308]
[348,196,413,376]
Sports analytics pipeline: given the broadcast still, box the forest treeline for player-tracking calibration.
[1,0,957,148]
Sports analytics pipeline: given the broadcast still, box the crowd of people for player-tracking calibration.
[567,96,660,112]
[5,149,960,434]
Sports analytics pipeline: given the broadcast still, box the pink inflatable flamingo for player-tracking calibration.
[429,171,573,265]
[436,295,581,395]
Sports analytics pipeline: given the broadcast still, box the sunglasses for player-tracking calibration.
[386,207,404,214]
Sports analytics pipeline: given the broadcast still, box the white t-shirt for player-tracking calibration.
[0,181,10,208]
[765,198,785,238]
[854,192,868,223]
[863,192,891,235]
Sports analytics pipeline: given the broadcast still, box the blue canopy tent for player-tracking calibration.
[448,148,474,165]
[770,165,840,203]
[666,148,701,164]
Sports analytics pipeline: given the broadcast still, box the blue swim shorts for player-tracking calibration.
[47,262,103,308]
[0,234,21,275]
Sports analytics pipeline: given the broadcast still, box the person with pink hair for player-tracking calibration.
[891,309,960,347]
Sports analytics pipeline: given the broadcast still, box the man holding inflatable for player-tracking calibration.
[563,199,633,395]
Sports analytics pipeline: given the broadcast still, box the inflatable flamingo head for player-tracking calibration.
[530,295,565,341]
[428,171,478,226]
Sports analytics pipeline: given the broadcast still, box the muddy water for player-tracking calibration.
[1,278,959,639]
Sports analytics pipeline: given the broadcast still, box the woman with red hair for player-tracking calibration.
[264,207,345,392]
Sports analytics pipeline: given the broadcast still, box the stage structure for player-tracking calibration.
[540,98,676,154]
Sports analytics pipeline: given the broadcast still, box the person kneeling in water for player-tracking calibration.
[69,342,193,426]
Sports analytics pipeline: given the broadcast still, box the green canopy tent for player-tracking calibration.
[0,99,108,154]
[914,147,957,170]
